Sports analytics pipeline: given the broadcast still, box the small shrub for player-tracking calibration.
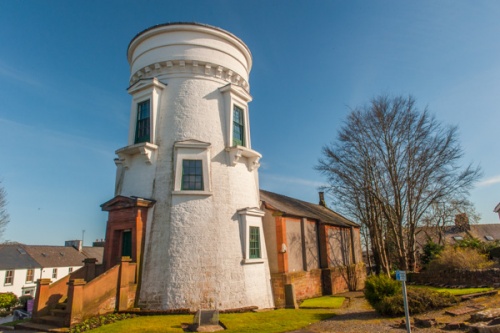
[364,274,400,308]
[376,287,459,316]
[421,241,444,266]
[69,313,136,333]
[427,246,494,272]
[0,293,18,311]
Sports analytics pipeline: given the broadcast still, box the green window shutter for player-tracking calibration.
[249,226,261,259]
[232,105,245,146]
[135,100,151,143]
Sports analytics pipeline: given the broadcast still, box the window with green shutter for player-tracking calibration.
[249,226,261,259]
[135,100,150,143]
[232,105,245,146]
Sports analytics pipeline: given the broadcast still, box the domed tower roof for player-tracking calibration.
[126,22,252,89]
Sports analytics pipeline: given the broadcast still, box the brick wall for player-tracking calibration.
[408,268,500,287]
[271,269,323,308]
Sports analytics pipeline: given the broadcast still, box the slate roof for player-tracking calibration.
[260,189,359,228]
[0,244,40,270]
[416,223,500,248]
[0,244,104,270]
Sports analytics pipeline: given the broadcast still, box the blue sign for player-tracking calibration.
[396,270,406,282]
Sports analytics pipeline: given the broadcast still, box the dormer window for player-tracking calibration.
[135,100,151,144]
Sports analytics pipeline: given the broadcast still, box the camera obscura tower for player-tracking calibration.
[101,23,274,311]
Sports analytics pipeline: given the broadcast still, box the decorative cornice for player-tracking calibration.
[225,146,261,171]
[115,142,158,168]
[129,60,249,93]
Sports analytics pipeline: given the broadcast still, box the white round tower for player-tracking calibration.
[111,23,274,310]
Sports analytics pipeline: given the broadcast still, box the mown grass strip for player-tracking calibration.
[89,309,336,333]
[299,296,345,309]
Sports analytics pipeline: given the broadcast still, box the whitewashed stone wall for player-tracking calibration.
[115,23,274,310]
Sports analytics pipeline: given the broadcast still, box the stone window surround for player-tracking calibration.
[219,84,261,170]
[238,207,266,264]
[127,77,166,146]
[173,140,212,196]
[114,78,165,168]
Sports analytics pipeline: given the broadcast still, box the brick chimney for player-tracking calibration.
[319,192,326,207]
[454,213,470,231]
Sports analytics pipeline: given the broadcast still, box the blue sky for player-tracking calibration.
[1,1,499,245]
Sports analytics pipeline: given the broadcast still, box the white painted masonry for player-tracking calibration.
[114,23,274,310]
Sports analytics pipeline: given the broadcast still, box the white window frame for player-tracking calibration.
[26,269,34,283]
[219,84,252,149]
[219,84,261,170]
[52,268,58,279]
[4,270,14,285]
[173,140,212,196]
[237,207,266,264]
[127,77,166,146]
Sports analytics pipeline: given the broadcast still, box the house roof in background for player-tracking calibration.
[260,189,359,228]
[0,243,104,270]
[416,223,500,248]
[0,244,41,270]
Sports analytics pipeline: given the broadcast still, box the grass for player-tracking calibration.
[299,296,345,309]
[411,286,493,296]
[89,309,336,333]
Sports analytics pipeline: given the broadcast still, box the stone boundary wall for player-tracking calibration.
[408,268,500,287]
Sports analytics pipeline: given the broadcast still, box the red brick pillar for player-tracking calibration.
[275,215,288,273]
[33,278,52,318]
[83,258,98,282]
[118,257,132,311]
[67,279,86,326]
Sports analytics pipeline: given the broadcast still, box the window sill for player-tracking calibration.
[115,142,158,168]
[241,258,264,265]
[225,146,261,170]
[172,190,213,196]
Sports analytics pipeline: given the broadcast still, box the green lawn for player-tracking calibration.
[299,296,345,309]
[89,309,336,333]
[412,286,493,296]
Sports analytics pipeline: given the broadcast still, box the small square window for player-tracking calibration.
[69,267,73,274]
[52,268,58,279]
[26,269,34,283]
[4,270,14,285]
[249,226,261,259]
[181,160,204,190]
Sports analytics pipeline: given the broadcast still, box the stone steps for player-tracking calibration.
[15,321,68,332]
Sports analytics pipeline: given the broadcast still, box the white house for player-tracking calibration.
[0,242,103,298]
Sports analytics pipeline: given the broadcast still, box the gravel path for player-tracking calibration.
[288,291,500,333]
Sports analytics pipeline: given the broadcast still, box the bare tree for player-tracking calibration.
[0,180,9,241]
[317,95,480,273]
[418,198,480,246]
